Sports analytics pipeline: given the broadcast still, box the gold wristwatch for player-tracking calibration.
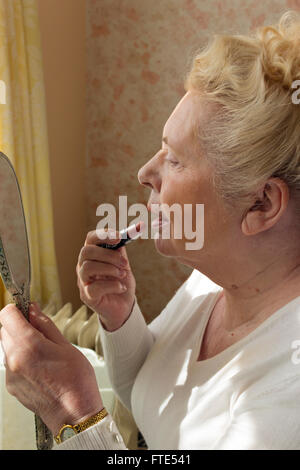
[54,408,108,444]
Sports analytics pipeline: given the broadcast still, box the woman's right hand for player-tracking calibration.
[76,228,137,331]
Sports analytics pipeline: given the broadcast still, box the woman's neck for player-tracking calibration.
[220,256,300,332]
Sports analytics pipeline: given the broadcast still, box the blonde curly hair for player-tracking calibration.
[185,11,300,215]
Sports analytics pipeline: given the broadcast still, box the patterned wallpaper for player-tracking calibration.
[86,0,299,323]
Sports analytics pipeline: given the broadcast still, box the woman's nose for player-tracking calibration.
[138,156,160,191]
[137,163,152,188]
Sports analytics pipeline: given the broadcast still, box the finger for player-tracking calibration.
[77,244,127,269]
[0,334,7,367]
[0,326,26,372]
[118,245,130,265]
[78,260,127,285]
[84,278,127,300]
[28,303,69,345]
[84,228,122,246]
[0,304,34,339]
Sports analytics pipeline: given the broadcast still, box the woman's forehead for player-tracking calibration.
[162,92,209,156]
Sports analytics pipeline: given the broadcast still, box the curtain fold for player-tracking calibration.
[0,0,62,310]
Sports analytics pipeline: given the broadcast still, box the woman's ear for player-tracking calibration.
[241,178,289,236]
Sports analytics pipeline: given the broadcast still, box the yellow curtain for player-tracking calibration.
[0,0,62,310]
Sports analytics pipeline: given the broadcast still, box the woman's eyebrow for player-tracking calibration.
[162,136,181,158]
[162,136,176,150]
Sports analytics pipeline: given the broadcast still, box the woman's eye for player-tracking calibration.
[162,149,181,167]
[165,154,179,166]
[167,159,179,166]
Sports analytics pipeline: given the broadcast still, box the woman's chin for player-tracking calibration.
[151,221,178,256]
[153,235,176,257]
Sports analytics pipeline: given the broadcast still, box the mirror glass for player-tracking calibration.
[0,152,31,297]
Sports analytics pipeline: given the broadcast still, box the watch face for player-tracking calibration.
[61,426,77,442]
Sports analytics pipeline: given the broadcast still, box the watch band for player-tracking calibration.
[54,408,108,444]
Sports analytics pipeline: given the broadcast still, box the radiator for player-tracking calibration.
[43,300,103,356]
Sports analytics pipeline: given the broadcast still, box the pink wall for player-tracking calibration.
[86,0,299,321]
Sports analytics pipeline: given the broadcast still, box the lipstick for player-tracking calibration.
[97,221,145,250]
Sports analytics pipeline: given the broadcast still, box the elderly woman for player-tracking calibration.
[0,11,300,450]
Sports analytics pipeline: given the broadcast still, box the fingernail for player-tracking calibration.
[121,283,127,291]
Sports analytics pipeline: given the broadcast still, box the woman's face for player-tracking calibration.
[138,91,238,270]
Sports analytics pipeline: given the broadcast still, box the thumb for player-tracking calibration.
[118,245,130,266]
[29,302,69,345]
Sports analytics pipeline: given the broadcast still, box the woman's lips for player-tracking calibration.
[147,204,170,232]
[151,213,169,229]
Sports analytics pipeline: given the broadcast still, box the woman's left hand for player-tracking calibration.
[0,302,104,436]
